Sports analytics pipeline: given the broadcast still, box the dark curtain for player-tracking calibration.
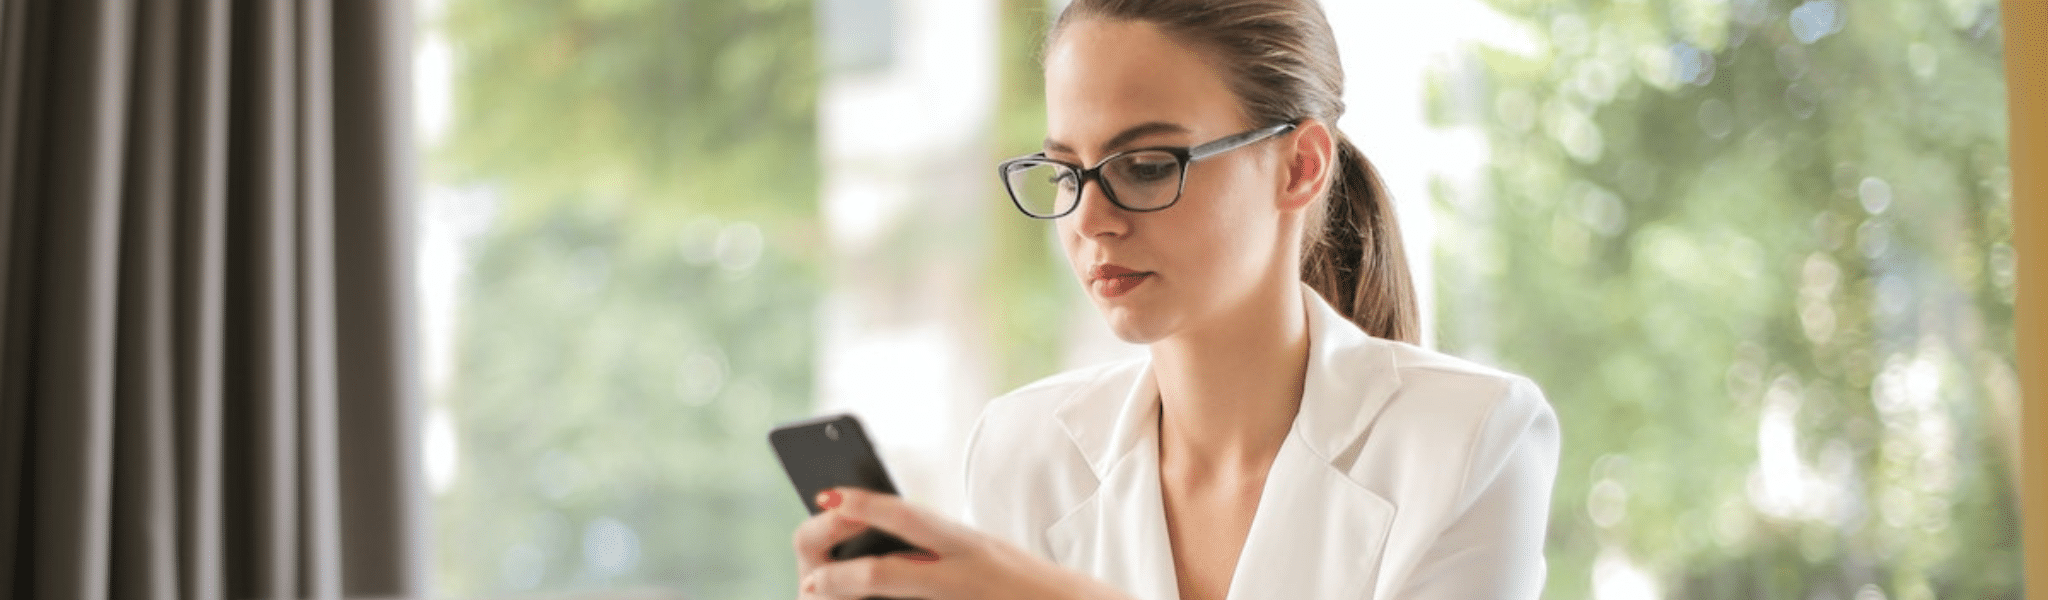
[0,1,425,599]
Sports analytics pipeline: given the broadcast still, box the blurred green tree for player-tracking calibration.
[984,0,1071,391]
[426,0,822,597]
[1432,1,2019,598]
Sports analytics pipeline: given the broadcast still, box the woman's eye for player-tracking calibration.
[1049,171,1078,191]
[1121,159,1178,183]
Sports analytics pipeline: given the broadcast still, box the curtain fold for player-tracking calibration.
[0,1,424,599]
[113,4,181,600]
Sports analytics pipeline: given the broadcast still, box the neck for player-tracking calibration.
[1150,282,1311,473]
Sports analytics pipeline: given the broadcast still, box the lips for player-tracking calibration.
[1090,264,1152,298]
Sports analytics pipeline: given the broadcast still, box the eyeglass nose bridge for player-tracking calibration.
[1066,164,1130,217]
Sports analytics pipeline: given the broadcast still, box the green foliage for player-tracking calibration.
[424,0,2025,597]
[1434,0,2018,598]
[435,206,816,598]
[433,0,821,231]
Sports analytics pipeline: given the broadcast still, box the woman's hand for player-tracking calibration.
[792,487,1131,600]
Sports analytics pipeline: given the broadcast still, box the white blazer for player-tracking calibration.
[960,287,1561,600]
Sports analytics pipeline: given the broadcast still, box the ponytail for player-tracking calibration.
[1301,135,1419,343]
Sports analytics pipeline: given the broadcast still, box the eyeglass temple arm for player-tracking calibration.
[1187,122,1298,161]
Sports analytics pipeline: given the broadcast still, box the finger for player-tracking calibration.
[792,510,873,570]
[799,572,857,600]
[807,554,947,599]
[828,487,966,554]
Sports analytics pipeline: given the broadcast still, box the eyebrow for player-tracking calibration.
[1043,121,1191,156]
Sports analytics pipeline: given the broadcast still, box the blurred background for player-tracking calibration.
[407,0,2020,598]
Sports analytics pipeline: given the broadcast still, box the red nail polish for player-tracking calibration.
[816,489,841,510]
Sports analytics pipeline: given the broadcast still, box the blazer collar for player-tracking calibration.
[1043,285,1405,599]
[1052,283,1405,478]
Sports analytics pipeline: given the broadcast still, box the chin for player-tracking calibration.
[1098,305,1173,345]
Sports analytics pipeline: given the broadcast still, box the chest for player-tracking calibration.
[1036,431,1405,600]
[1159,474,1268,600]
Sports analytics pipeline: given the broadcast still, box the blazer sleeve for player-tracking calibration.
[959,407,996,526]
[1394,376,1561,599]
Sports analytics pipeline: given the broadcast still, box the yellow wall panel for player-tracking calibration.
[2008,2,2045,598]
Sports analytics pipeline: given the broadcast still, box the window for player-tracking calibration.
[413,0,2020,598]
[415,0,823,597]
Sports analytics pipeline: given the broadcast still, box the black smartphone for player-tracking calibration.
[768,413,922,561]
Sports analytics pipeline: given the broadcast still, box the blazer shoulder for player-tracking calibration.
[1361,341,1558,515]
[1355,345,1560,600]
[1383,342,1550,424]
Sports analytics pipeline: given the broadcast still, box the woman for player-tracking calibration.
[793,1,1560,598]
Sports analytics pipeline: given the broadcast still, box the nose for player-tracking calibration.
[1067,176,1129,239]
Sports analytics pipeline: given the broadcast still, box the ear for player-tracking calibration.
[1278,119,1336,213]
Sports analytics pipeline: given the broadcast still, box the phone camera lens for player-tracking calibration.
[824,423,840,440]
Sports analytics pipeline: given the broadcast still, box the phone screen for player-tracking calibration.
[768,414,922,560]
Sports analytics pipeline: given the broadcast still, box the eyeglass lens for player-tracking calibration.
[1007,150,1184,217]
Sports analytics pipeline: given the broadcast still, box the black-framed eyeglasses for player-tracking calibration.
[995,122,1298,219]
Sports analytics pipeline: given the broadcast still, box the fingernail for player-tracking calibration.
[905,550,940,564]
[816,489,841,510]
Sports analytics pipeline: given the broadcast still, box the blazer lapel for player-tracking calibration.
[1226,287,1405,599]
[1045,379,1181,600]
[1224,429,1397,599]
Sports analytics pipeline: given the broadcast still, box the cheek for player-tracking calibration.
[1174,174,1278,262]
[1154,195,1264,278]
[1054,219,1083,257]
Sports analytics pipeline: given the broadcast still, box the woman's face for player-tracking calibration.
[1043,18,1300,344]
